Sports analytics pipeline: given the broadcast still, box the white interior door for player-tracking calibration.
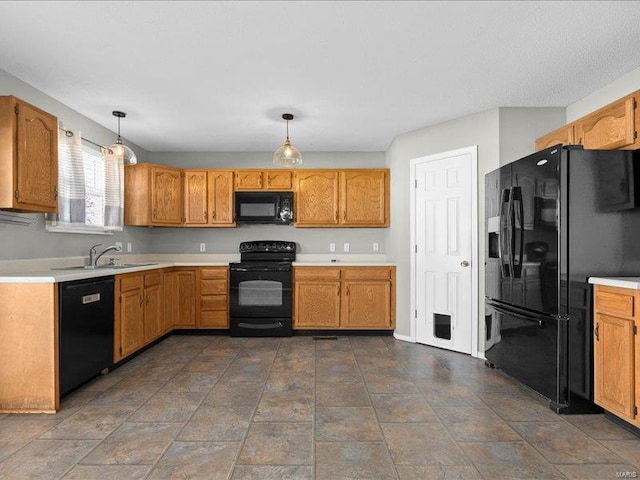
[413,148,476,354]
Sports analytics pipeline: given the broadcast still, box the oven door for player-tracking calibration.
[229,267,292,319]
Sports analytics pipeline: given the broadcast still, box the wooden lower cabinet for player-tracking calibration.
[115,271,164,362]
[170,268,197,328]
[293,266,395,330]
[593,284,640,424]
[198,267,229,328]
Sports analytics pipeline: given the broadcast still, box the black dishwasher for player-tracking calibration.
[59,276,115,396]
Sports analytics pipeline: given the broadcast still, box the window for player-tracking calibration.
[46,129,124,234]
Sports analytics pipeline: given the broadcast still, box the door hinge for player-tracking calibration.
[14,190,20,199]
[14,104,19,115]
[415,309,418,318]
[119,346,122,355]
[634,131,638,140]
[414,179,417,188]
[119,295,122,303]
[635,405,638,416]
[633,98,637,109]
[415,244,418,253]
[634,325,637,335]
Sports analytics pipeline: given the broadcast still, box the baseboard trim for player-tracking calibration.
[393,332,414,343]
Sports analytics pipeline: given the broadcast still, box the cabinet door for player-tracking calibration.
[294,170,339,226]
[342,280,392,328]
[265,170,292,190]
[175,269,197,326]
[235,170,263,190]
[184,171,208,225]
[576,96,636,150]
[144,284,162,342]
[594,313,635,421]
[120,289,144,357]
[340,170,388,226]
[162,271,177,333]
[151,167,183,224]
[294,281,341,328]
[208,170,235,225]
[15,99,58,211]
[535,125,575,152]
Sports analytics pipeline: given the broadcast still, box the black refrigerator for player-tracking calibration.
[484,144,640,413]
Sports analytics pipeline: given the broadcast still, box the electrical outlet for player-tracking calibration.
[127,242,132,252]
[200,243,206,252]
[373,242,379,252]
[343,243,350,252]
[115,241,123,251]
[329,243,336,252]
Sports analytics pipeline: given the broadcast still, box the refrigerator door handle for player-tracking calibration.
[499,188,511,277]
[511,186,524,279]
[488,301,547,326]
[507,188,516,280]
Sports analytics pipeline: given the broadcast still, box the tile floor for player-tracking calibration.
[1,335,639,479]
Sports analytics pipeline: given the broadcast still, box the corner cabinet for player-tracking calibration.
[294,266,395,330]
[294,169,389,227]
[0,96,58,213]
[593,284,640,424]
[183,170,235,227]
[125,163,184,226]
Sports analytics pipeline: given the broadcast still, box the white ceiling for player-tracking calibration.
[1,1,640,153]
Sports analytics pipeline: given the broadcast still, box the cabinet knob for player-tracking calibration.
[460,260,470,267]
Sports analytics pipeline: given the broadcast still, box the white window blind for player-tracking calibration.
[46,129,124,234]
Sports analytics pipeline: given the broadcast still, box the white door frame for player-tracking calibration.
[409,146,481,358]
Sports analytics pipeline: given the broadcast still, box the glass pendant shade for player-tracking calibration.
[107,111,137,165]
[273,113,303,167]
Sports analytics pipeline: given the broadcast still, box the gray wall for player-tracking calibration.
[386,107,566,353]
[145,151,388,255]
[0,69,153,261]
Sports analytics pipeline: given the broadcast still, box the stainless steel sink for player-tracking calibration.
[52,263,157,271]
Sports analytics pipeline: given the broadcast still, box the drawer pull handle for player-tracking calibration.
[595,323,599,341]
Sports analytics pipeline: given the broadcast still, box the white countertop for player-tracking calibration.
[589,277,640,289]
[0,253,395,283]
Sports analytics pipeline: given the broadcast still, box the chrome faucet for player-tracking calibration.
[89,244,122,267]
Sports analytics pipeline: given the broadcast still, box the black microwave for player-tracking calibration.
[234,191,294,225]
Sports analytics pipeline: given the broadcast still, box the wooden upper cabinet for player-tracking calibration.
[294,170,339,226]
[0,96,58,213]
[235,169,292,190]
[125,163,183,226]
[576,95,637,150]
[208,170,235,225]
[184,171,208,225]
[341,170,389,226]
[535,125,575,152]
[182,169,234,227]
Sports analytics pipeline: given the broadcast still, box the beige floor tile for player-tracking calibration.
[565,414,639,440]
[40,405,135,440]
[381,423,470,466]
[0,418,61,461]
[178,405,254,441]
[316,362,362,382]
[477,391,563,422]
[556,463,640,479]
[230,465,313,479]
[0,439,98,480]
[316,407,383,442]
[459,441,565,479]
[264,372,314,394]
[254,393,314,422]
[371,394,438,423]
[363,372,418,394]
[601,439,640,469]
[316,381,371,407]
[147,441,239,480]
[127,392,205,423]
[315,441,397,479]
[202,381,264,406]
[238,423,312,465]
[395,465,483,480]
[62,464,151,480]
[435,406,520,442]
[414,381,484,407]
[80,422,181,465]
[160,371,220,392]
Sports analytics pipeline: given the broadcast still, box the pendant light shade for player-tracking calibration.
[107,111,137,165]
[273,113,303,167]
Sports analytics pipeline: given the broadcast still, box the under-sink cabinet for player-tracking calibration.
[294,266,395,330]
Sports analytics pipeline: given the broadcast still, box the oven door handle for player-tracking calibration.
[238,322,284,329]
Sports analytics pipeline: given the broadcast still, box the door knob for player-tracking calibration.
[460,260,470,267]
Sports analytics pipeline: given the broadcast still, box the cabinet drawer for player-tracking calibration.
[294,268,341,280]
[200,310,228,328]
[120,274,142,292]
[144,271,161,286]
[200,295,227,311]
[595,289,634,317]
[200,268,228,280]
[343,268,392,280]
[201,279,227,295]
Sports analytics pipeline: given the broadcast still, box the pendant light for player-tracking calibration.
[273,113,303,167]
[107,111,137,165]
